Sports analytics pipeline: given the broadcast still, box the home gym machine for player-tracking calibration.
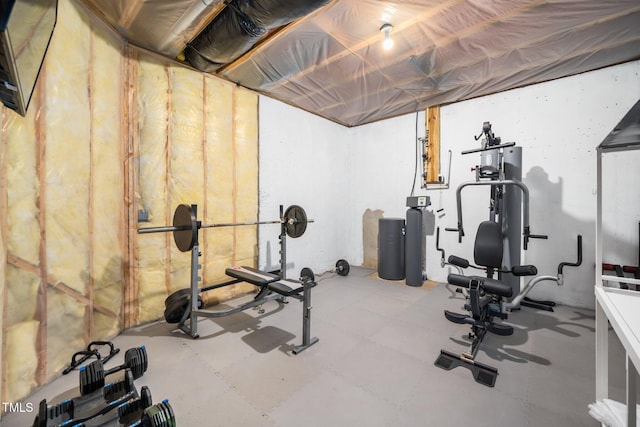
[435,122,573,386]
[445,121,548,295]
[138,204,328,354]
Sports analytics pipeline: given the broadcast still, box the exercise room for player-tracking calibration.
[1,1,639,426]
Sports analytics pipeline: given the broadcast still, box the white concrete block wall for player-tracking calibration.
[258,97,351,278]
[259,59,640,308]
[426,61,640,309]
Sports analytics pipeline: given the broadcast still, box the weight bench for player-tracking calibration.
[173,264,318,353]
[224,266,318,354]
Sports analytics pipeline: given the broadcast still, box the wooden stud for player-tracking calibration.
[164,66,173,297]
[7,256,117,319]
[124,45,140,329]
[1,104,8,406]
[201,76,208,282]
[231,87,238,267]
[425,106,441,184]
[35,64,48,385]
[87,21,95,345]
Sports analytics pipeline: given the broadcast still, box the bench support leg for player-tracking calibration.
[292,281,318,354]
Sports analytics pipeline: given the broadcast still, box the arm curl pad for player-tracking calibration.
[511,265,538,276]
[448,256,469,268]
[447,273,472,288]
[447,274,512,298]
[481,277,513,298]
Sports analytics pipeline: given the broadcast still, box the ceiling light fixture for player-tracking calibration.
[380,23,394,50]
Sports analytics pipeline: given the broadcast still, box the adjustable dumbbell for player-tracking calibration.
[33,369,143,427]
[139,400,177,427]
[79,346,148,395]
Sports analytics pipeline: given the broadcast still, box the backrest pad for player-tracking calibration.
[473,221,503,268]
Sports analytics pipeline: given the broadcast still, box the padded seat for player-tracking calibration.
[225,266,279,286]
[267,279,305,296]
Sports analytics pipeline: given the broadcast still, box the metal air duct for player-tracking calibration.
[185,0,330,72]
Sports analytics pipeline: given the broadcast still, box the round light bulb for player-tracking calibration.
[380,23,394,50]
[383,36,394,50]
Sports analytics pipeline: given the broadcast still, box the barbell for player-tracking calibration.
[138,204,312,252]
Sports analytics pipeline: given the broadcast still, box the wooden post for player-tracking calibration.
[0,105,7,405]
[424,105,441,185]
[35,66,48,386]
[123,46,140,329]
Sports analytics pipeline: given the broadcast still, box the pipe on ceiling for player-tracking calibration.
[185,0,330,73]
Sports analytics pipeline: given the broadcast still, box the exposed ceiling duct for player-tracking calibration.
[185,0,331,72]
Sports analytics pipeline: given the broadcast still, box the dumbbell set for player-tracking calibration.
[79,346,148,395]
[33,343,176,427]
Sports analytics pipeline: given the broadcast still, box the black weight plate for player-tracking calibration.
[164,293,190,324]
[124,347,147,379]
[172,204,197,252]
[140,386,153,408]
[80,360,105,395]
[284,205,307,238]
[336,259,350,276]
[300,267,315,282]
[164,289,190,308]
[144,401,176,427]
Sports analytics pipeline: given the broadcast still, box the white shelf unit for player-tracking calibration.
[595,99,640,427]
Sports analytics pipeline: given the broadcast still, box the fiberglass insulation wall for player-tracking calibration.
[0,0,259,404]
[0,0,124,402]
[133,49,259,323]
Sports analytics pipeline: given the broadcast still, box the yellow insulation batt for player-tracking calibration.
[46,289,87,377]
[5,98,40,328]
[5,266,40,325]
[203,77,236,296]
[3,40,44,401]
[168,65,205,302]
[136,54,172,322]
[232,89,259,267]
[90,21,124,339]
[45,0,91,295]
[43,0,92,379]
[4,321,39,403]
[6,117,40,264]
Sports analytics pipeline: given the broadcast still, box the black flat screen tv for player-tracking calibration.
[0,0,57,116]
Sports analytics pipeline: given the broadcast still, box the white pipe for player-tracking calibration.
[502,275,558,311]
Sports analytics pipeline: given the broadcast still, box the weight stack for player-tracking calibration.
[378,218,405,280]
[405,208,423,287]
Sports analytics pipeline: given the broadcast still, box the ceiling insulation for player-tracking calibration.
[80,0,640,127]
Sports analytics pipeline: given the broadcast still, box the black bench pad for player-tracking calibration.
[268,279,304,296]
[226,266,279,286]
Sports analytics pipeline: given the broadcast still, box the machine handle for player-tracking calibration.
[523,227,547,250]
[558,235,582,274]
[529,234,549,240]
[435,227,446,262]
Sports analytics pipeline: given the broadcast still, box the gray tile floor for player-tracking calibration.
[2,266,634,426]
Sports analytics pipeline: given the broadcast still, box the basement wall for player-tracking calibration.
[258,97,351,278]
[259,59,640,310]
